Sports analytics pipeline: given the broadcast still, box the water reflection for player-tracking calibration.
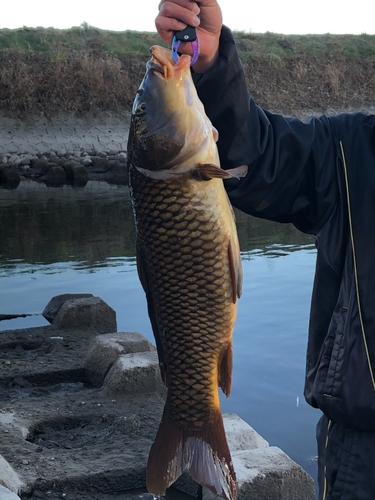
[0,181,319,485]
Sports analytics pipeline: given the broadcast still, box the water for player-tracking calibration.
[0,180,319,484]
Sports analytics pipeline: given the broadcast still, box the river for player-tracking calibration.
[0,179,319,487]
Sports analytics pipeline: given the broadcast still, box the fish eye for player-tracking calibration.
[135,102,146,116]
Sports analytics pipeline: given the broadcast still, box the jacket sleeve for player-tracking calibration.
[193,26,339,235]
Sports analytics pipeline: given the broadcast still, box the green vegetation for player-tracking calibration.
[234,31,375,61]
[1,24,375,60]
[0,24,164,55]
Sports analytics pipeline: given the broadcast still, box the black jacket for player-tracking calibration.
[194,26,375,432]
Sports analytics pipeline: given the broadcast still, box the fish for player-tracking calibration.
[127,45,247,500]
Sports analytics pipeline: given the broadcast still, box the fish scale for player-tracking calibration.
[131,169,234,426]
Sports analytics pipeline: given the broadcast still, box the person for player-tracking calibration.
[155,2,375,500]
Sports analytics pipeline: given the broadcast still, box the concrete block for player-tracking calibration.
[53,296,117,333]
[0,485,21,500]
[172,473,202,498]
[103,351,165,396]
[224,413,269,451]
[0,455,24,494]
[43,293,94,323]
[84,332,156,385]
[203,447,315,500]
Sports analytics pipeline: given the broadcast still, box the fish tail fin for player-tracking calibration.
[146,408,236,500]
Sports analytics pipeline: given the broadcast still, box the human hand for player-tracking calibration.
[155,0,223,72]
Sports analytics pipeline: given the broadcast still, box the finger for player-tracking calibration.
[156,16,188,43]
[158,0,200,16]
[158,1,200,26]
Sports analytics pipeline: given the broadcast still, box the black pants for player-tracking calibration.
[317,414,375,500]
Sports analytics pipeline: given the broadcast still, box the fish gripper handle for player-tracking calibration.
[172,25,200,66]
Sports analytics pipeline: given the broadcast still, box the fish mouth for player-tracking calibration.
[148,45,191,79]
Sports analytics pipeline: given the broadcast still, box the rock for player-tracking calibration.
[174,414,269,498]
[52,296,117,333]
[62,161,89,185]
[0,165,21,188]
[81,157,92,167]
[12,157,23,166]
[91,156,112,171]
[43,293,94,323]
[48,156,66,167]
[103,351,164,396]
[0,454,25,494]
[29,158,50,172]
[84,332,156,386]
[224,413,269,451]
[43,165,66,185]
[108,155,125,161]
[216,447,315,500]
[0,484,21,500]
[8,154,20,163]
[107,159,124,172]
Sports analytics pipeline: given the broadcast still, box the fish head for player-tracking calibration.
[127,45,218,171]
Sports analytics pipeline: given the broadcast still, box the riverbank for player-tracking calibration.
[0,294,315,500]
[1,104,375,189]
[1,28,375,188]
[0,112,131,187]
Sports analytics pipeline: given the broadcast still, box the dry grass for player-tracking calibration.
[0,27,374,117]
[0,49,146,116]
[242,56,375,115]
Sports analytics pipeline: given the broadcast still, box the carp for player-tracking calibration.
[127,45,246,500]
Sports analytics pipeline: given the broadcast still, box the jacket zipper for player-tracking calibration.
[340,141,375,391]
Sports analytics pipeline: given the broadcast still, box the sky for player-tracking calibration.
[1,0,374,35]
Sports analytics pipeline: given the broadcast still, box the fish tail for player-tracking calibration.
[146,407,236,500]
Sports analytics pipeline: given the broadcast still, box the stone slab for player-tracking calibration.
[103,351,166,397]
[0,455,24,494]
[203,447,315,500]
[84,332,156,386]
[224,413,269,451]
[0,113,131,156]
[42,293,94,323]
[173,413,269,498]
[53,296,117,333]
[0,484,21,500]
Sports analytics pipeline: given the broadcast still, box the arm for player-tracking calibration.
[194,26,338,234]
[156,1,339,234]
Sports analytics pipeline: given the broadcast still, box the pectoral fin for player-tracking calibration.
[195,163,248,181]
